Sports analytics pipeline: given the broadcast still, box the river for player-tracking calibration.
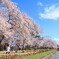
[53,51,59,59]
[48,51,59,59]
[41,51,59,59]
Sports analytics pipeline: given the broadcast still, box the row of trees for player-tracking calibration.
[0,0,57,51]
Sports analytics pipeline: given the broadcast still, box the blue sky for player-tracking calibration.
[12,0,59,45]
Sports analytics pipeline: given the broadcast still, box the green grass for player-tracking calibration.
[13,50,56,59]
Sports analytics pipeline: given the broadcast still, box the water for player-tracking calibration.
[54,51,59,59]
[48,51,59,59]
[41,51,59,59]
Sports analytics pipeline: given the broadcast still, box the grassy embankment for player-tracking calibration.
[13,50,56,59]
[0,49,56,59]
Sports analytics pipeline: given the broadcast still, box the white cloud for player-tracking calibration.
[53,38,59,45]
[37,2,43,6]
[40,3,59,20]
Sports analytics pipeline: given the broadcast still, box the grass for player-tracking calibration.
[13,50,56,59]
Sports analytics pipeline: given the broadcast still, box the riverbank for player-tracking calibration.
[0,49,56,59]
[13,50,56,59]
[40,51,56,59]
